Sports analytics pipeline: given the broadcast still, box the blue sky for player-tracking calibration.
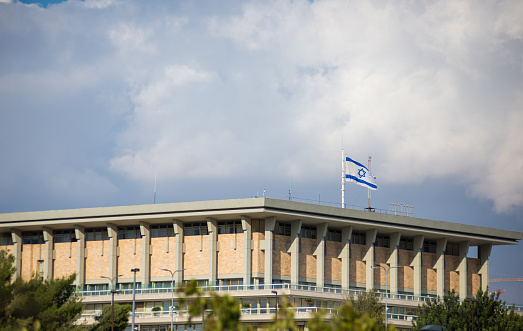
[1,0,523,303]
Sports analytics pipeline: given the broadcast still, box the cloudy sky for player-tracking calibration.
[1,0,522,303]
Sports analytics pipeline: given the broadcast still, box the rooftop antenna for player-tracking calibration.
[154,173,157,204]
[289,179,292,201]
[341,148,345,208]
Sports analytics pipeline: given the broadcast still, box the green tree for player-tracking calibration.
[0,250,83,331]
[90,304,131,331]
[348,289,385,329]
[308,301,392,331]
[413,288,523,331]
[269,296,296,331]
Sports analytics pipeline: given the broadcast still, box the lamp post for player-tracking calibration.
[100,274,123,331]
[371,264,400,330]
[130,268,140,331]
[464,298,479,331]
[271,290,278,316]
[160,268,185,331]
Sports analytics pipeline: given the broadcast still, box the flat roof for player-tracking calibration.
[1,198,521,246]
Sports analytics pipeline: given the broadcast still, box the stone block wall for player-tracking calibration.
[217,233,243,275]
[85,240,110,281]
[150,237,176,278]
[184,235,209,277]
[53,242,77,279]
[325,241,342,282]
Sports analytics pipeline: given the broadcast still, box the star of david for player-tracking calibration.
[358,168,366,178]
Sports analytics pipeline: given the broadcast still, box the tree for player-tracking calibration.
[90,304,131,331]
[0,250,84,331]
[413,288,523,331]
[308,301,391,331]
[348,289,385,330]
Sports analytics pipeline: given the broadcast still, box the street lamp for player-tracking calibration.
[371,264,400,330]
[160,268,185,331]
[130,268,140,331]
[100,274,123,331]
[271,290,278,315]
[464,298,479,331]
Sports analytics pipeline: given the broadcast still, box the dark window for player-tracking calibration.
[54,229,76,243]
[218,221,243,234]
[399,237,414,251]
[184,222,208,236]
[375,234,390,248]
[327,229,341,242]
[22,232,44,245]
[118,226,140,239]
[277,223,291,236]
[0,233,13,245]
[151,224,174,238]
[300,225,317,239]
[423,240,437,253]
[446,242,460,256]
[86,228,108,241]
[351,231,366,245]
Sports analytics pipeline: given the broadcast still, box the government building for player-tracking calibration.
[0,198,522,330]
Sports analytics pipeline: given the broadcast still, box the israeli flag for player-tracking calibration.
[345,156,377,190]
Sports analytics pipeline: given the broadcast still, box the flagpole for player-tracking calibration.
[367,156,372,211]
[341,149,345,208]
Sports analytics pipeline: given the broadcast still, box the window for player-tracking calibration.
[22,232,44,245]
[299,225,316,239]
[351,231,366,245]
[151,224,174,238]
[277,222,291,236]
[184,222,208,236]
[375,234,390,248]
[400,237,414,251]
[423,240,437,253]
[86,228,108,241]
[54,229,76,243]
[218,221,242,234]
[118,226,140,239]
[446,242,460,256]
[0,233,13,245]
[327,229,342,242]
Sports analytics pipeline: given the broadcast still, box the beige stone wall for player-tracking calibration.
[468,258,481,295]
[21,244,43,280]
[184,235,209,276]
[373,247,389,286]
[422,252,437,292]
[150,237,176,278]
[445,255,460,293]
[117,238,143,279]
[299,238,317,279]
[273,235,291,277]
[53,242,77,279]
[85,240,110,281]
[325,241,342,282]
[398,250,414,289]
[0,244,13,255]
[251,232,265,274]
[217,233,244,275]
[350,244,366,284]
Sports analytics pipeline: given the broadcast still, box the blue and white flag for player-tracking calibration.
[345,156,377,190]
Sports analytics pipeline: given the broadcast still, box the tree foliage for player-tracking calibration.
[90,304,131,331]
[0,249,83,331]
[413,289,523,331]
[348,289,385,329]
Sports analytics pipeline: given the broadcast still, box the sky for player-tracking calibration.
[1,0,522,303]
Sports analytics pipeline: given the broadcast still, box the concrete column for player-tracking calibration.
[107,223,118,286]
[42,227,53,280]
[435,238,448,297]
[290,220,302,285]
[173,220,184,284]
[140,221,150,286]
[340,226,352,290]
[207,218,218,285]
[458,241,470,299]
[264,217,276,285]
[74,225,86,287]
[364,229,377,291]
[411,235,424,297]
[478,244,492,292]
[387,232,401,295]
[241,216,252,286]
[314,223,328,288]
[11,230,22,281]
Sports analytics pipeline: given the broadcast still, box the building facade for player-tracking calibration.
[0,198,522,330]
